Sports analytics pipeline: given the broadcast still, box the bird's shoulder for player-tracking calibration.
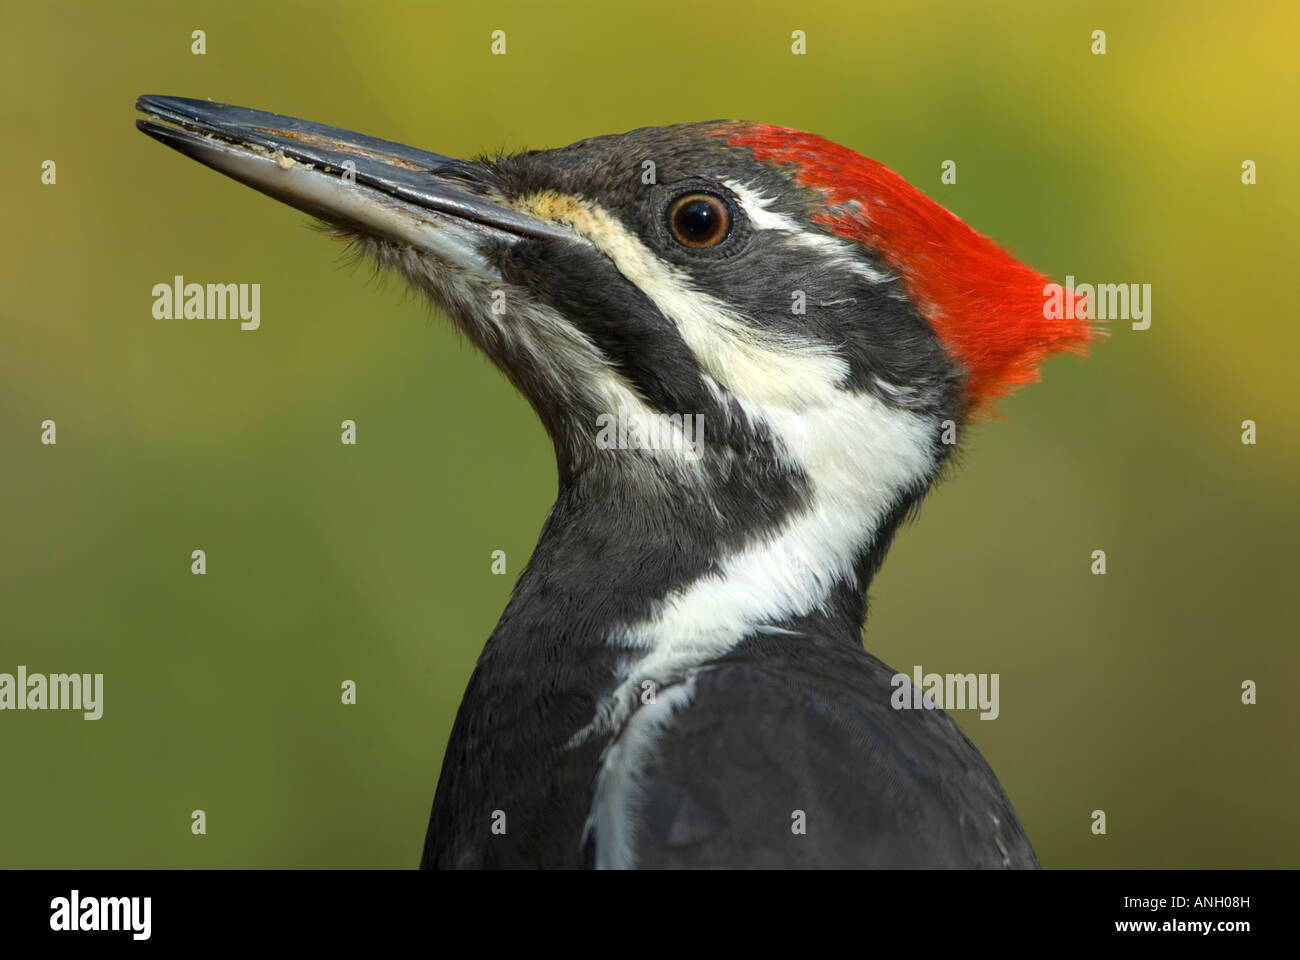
[610,636,1037,869]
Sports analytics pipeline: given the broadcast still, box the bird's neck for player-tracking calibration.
[525,469,922,643]
[504,397,943,674]
[475,449,928,751]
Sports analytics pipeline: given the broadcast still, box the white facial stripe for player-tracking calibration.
[514,191,850,410]
[723,179,896,286]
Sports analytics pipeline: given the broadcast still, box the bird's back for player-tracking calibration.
[591,634,1038,869]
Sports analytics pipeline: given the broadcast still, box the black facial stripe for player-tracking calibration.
[493,238,715,417]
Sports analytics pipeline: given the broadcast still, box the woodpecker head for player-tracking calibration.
[138,98,1089,594]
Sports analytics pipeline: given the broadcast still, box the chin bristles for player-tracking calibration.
[725,125,1093,416]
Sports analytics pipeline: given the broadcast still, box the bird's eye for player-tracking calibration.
[667,193,731,248]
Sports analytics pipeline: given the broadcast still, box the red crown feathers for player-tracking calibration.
[724,125,1090,415]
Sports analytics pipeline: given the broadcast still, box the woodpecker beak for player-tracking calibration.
[135,95,573,272]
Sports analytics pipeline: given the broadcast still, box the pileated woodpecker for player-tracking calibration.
[137,97,1090,869]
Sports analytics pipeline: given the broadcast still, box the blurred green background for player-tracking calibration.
[2,0,1297,868]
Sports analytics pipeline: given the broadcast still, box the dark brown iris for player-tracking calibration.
[667,193,731,248]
